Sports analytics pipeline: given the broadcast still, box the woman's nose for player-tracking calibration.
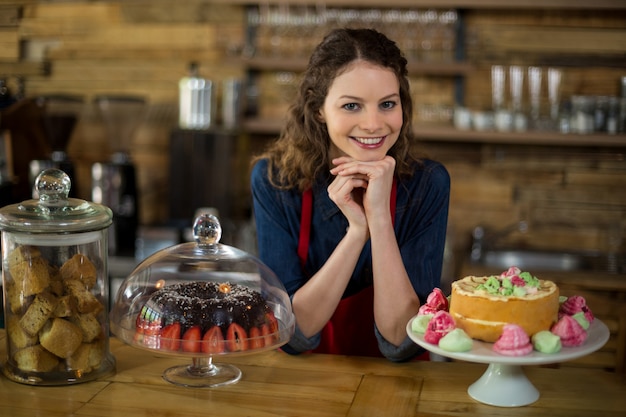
[359,109,383,132]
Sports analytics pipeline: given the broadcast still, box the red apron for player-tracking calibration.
[296,180,396,357]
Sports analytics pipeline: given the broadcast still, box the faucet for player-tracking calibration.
[470,220,528,262]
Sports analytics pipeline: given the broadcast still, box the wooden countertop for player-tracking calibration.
[0,331,625,416]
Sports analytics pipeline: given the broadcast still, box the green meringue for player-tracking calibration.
[411,314,433,334]
[438,328,473,352]
[572,312,590,330]
[531,330,562,354]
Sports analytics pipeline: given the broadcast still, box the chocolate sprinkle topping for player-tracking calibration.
[145,281,270,333]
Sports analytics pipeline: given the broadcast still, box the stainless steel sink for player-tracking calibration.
[469,224,621,273]
[479,250,592,272]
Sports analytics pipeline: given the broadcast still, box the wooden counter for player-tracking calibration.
[0,331,625,417]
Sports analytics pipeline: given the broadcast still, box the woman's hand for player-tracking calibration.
[330,156,396,225]
[327,164,369,236]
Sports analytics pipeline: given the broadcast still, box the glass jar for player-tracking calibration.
[570,95,594,134]
[0,169,115,385]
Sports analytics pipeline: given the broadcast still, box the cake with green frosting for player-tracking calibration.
[448,267,560,343]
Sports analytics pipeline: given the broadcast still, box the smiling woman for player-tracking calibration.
[250,28,450,361]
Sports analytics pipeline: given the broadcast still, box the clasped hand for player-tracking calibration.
[328,156,396,235]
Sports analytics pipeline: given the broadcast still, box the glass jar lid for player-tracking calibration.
[110,213,295,358]
[0,168,112,234]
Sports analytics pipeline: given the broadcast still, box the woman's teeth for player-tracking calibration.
[353,136,383,145]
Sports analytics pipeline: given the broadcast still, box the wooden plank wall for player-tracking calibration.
[429,142,626,262]
[0,2,625,272]
[3,1,245,225]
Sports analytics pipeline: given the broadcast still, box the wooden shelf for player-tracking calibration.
[18,0,610,7]
[415,126,626,147]
[0,60,49,77]
[219,0,626,10]
[243,118,626,147]
[241,57,473,76]
[4,1,621,12]
[243,117,284,135]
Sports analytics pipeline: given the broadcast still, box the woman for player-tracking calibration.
[251,28,450,361]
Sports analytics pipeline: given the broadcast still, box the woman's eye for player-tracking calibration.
[380,100,397,110]
[342,103,360,111]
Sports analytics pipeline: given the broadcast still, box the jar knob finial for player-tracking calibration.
[36,168,71,205]
[193,213,222,247]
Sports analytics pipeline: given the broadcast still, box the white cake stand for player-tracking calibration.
[406,318,609,407]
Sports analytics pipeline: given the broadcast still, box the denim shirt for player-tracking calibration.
[251,158,450,361]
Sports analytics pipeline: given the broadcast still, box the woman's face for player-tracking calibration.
[319,60,403,162]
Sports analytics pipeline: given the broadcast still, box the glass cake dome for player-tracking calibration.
[110,214,295,387]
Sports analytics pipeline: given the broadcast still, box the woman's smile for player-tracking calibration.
[351,135,386,147]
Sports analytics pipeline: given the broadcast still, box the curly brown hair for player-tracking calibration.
[253,28,423,191]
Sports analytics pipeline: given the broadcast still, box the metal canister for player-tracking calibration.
[617,77,626,133]
[179,62,214,129]
[0,169,115,385]
[221,78,243,129]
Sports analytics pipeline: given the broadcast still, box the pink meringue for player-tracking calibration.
[418,288,448,316]
[417,304,439,316]
[492,324,533,356]
[551,315,587,347]
[500,266,522,279]
[559,295,594,323]
[423,310,456,344]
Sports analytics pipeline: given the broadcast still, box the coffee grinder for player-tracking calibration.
[91,95,145,257]
[29,94,84,198]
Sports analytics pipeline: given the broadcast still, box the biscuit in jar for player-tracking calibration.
[14,345,59,372]
[39,318,83,359]
[19,292,58,336]
[7,247,50,297]
[60,254,97,289]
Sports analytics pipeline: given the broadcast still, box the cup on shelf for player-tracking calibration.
[547,68,563,122]
[472,110,494,131]
[527,66,543,126]
[453,106,472,130]
[491,65,506,112]
[509,65,524,112]
[513,112,528,132]
[495,109,513,132]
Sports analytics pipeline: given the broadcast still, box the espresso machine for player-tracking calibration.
[29,94,84,198]
[91,95,145,257]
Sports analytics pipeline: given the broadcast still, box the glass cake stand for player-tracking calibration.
[406,317,609,407]
[111,301,294,388]
[110,214,296,388]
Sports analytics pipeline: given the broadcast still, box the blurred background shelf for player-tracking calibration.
[243,118,626,147]
[222,0,626,10]
[0,60,49,77]
[241,57,474,76]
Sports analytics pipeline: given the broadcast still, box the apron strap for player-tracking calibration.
[297,188,313,268]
